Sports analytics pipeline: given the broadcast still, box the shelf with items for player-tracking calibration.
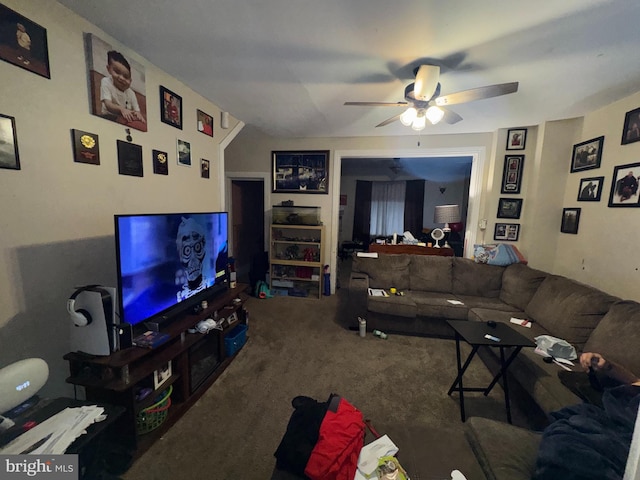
[270,223,324,298]
[63,284,250,459]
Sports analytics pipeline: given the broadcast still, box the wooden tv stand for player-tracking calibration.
[63,284,250,458]
[368,243,454,256]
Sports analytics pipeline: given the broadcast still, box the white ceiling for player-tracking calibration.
[58,0,640,139]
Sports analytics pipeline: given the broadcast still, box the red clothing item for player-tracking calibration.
[304,397,365,480]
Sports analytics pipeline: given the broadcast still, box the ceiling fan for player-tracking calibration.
[344,65,519,130]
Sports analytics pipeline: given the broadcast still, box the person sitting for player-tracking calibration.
[533,352,640,480]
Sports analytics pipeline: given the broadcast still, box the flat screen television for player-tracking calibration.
[114,211,229,329]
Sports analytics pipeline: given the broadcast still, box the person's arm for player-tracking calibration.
[580,352,640,386]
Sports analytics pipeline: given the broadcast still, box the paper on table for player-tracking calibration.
[368,288,389,297]
[510,317,532,328]
[447,300,464,305]
[357,252,378,258]
[354,434,399,480]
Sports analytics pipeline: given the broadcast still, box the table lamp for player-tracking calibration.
[434,205,461,248]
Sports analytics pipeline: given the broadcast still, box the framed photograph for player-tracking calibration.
[506,128,526,150]
[71,129,100,165]
[272,150,329,194]
[621,107,640,145]
[494,223,520,242]
[200,158,210,178]
[152,149,168,175]
[608,162,640,207]
[177,139,191,166]
[160,86,182,129]
[0,113,20,170]
[500,155,524,194]
[153,361,172,389]
[570,136,604,173]
[0,4,50,78]
[497,198,523,219]
[560,208,581,234]
[85,33,147,131]
[197,109,213,137]
[116,140,143,177]
[577,176,604,202]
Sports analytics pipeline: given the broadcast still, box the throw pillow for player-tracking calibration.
[474,243,527,266]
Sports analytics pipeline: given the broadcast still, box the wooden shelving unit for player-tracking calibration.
[269,223,324,298]
[63,284,249,458]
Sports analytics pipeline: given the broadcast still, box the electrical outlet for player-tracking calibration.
[479,219,487,230]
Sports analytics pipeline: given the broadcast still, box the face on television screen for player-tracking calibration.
[115,212,228,326]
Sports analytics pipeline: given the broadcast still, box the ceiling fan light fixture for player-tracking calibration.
[426,106,445,125]
[400,107,417,126]
[411,111,427,131]
[414,65,440,101]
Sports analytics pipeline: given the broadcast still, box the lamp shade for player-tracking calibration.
[434,205,461,225]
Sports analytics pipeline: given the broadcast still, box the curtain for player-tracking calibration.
[352,181,372,244]
[369,181,406,236]
[404,180,425,236]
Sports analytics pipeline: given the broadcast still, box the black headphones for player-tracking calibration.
[67,285,103,327]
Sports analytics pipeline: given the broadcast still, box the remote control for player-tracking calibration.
[484,334,500,342]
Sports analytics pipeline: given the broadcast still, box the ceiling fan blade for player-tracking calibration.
[441,107,463,125]
[344,101,408,107]
[434,82,519,106]
[376,113,402,127]
[414,65,440,101]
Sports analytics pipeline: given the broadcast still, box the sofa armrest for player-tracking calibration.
[346,272,370,325]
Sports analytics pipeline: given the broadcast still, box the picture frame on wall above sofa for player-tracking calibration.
[0,114,20,170]
[577,176,604,202]
[197,109,213,137]
[272,150,329,194]
[560,207,581,234]
[160,86,182,129]
[494,223,520,241]
[607,162,640,207]
[570,136,604,173]
[506,128,526,150]
[500,155,524,194]
[85,33,147,132]
[497,198,523,219]
[0,4,50,79]
[621,107,640,145]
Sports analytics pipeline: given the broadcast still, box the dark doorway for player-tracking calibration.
[231,180,264,285]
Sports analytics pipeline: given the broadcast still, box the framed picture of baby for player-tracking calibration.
[0,4,50,78]
[160,86,182,130]
[84,33,147,132]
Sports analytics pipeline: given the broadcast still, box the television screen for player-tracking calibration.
[115,212,229,327]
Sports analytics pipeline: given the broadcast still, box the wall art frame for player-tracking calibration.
[85,33,147,132]
[272,150,329,194]
[560,207,581,234]
[577,176,604,202]
[0,4,50,79]
[621,107,640,145]
[570,136,604,173]
[197,109,213,137]
[160,86,182,129]
[608,162,640,207]
[494,223,520,242]
[0,113,20,170]
[177,139,191,166]
[506,128,526,150]
[497,198,523,219]
[200,158,210,178]
[116,140,143,177]
[152,149,168,175]
[500,155,524,194]
[71,129,100,165]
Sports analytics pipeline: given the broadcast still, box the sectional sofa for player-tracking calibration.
[347,253,640,479]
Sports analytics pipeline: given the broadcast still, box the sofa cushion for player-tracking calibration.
[367,294,416,318]
[464,417,541,480]
[455,296,519,312]
[584,300,640,377]
[409,255,453,293]
[500,263,548,311]
[352,254,411,290]
[452,258,504,298]
[409,291,468,320]
[525,275,618,352]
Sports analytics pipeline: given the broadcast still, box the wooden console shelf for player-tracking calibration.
[64,284,250,458]
[368,243,454,256]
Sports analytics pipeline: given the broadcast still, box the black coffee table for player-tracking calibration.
[446,320,535,424]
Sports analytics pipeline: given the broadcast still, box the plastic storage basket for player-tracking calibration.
[225,324,248,357]
[136,385,172,435]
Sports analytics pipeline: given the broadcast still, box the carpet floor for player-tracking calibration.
[122,292,533,480]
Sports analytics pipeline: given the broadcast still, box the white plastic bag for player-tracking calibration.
[534,335,577,360]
